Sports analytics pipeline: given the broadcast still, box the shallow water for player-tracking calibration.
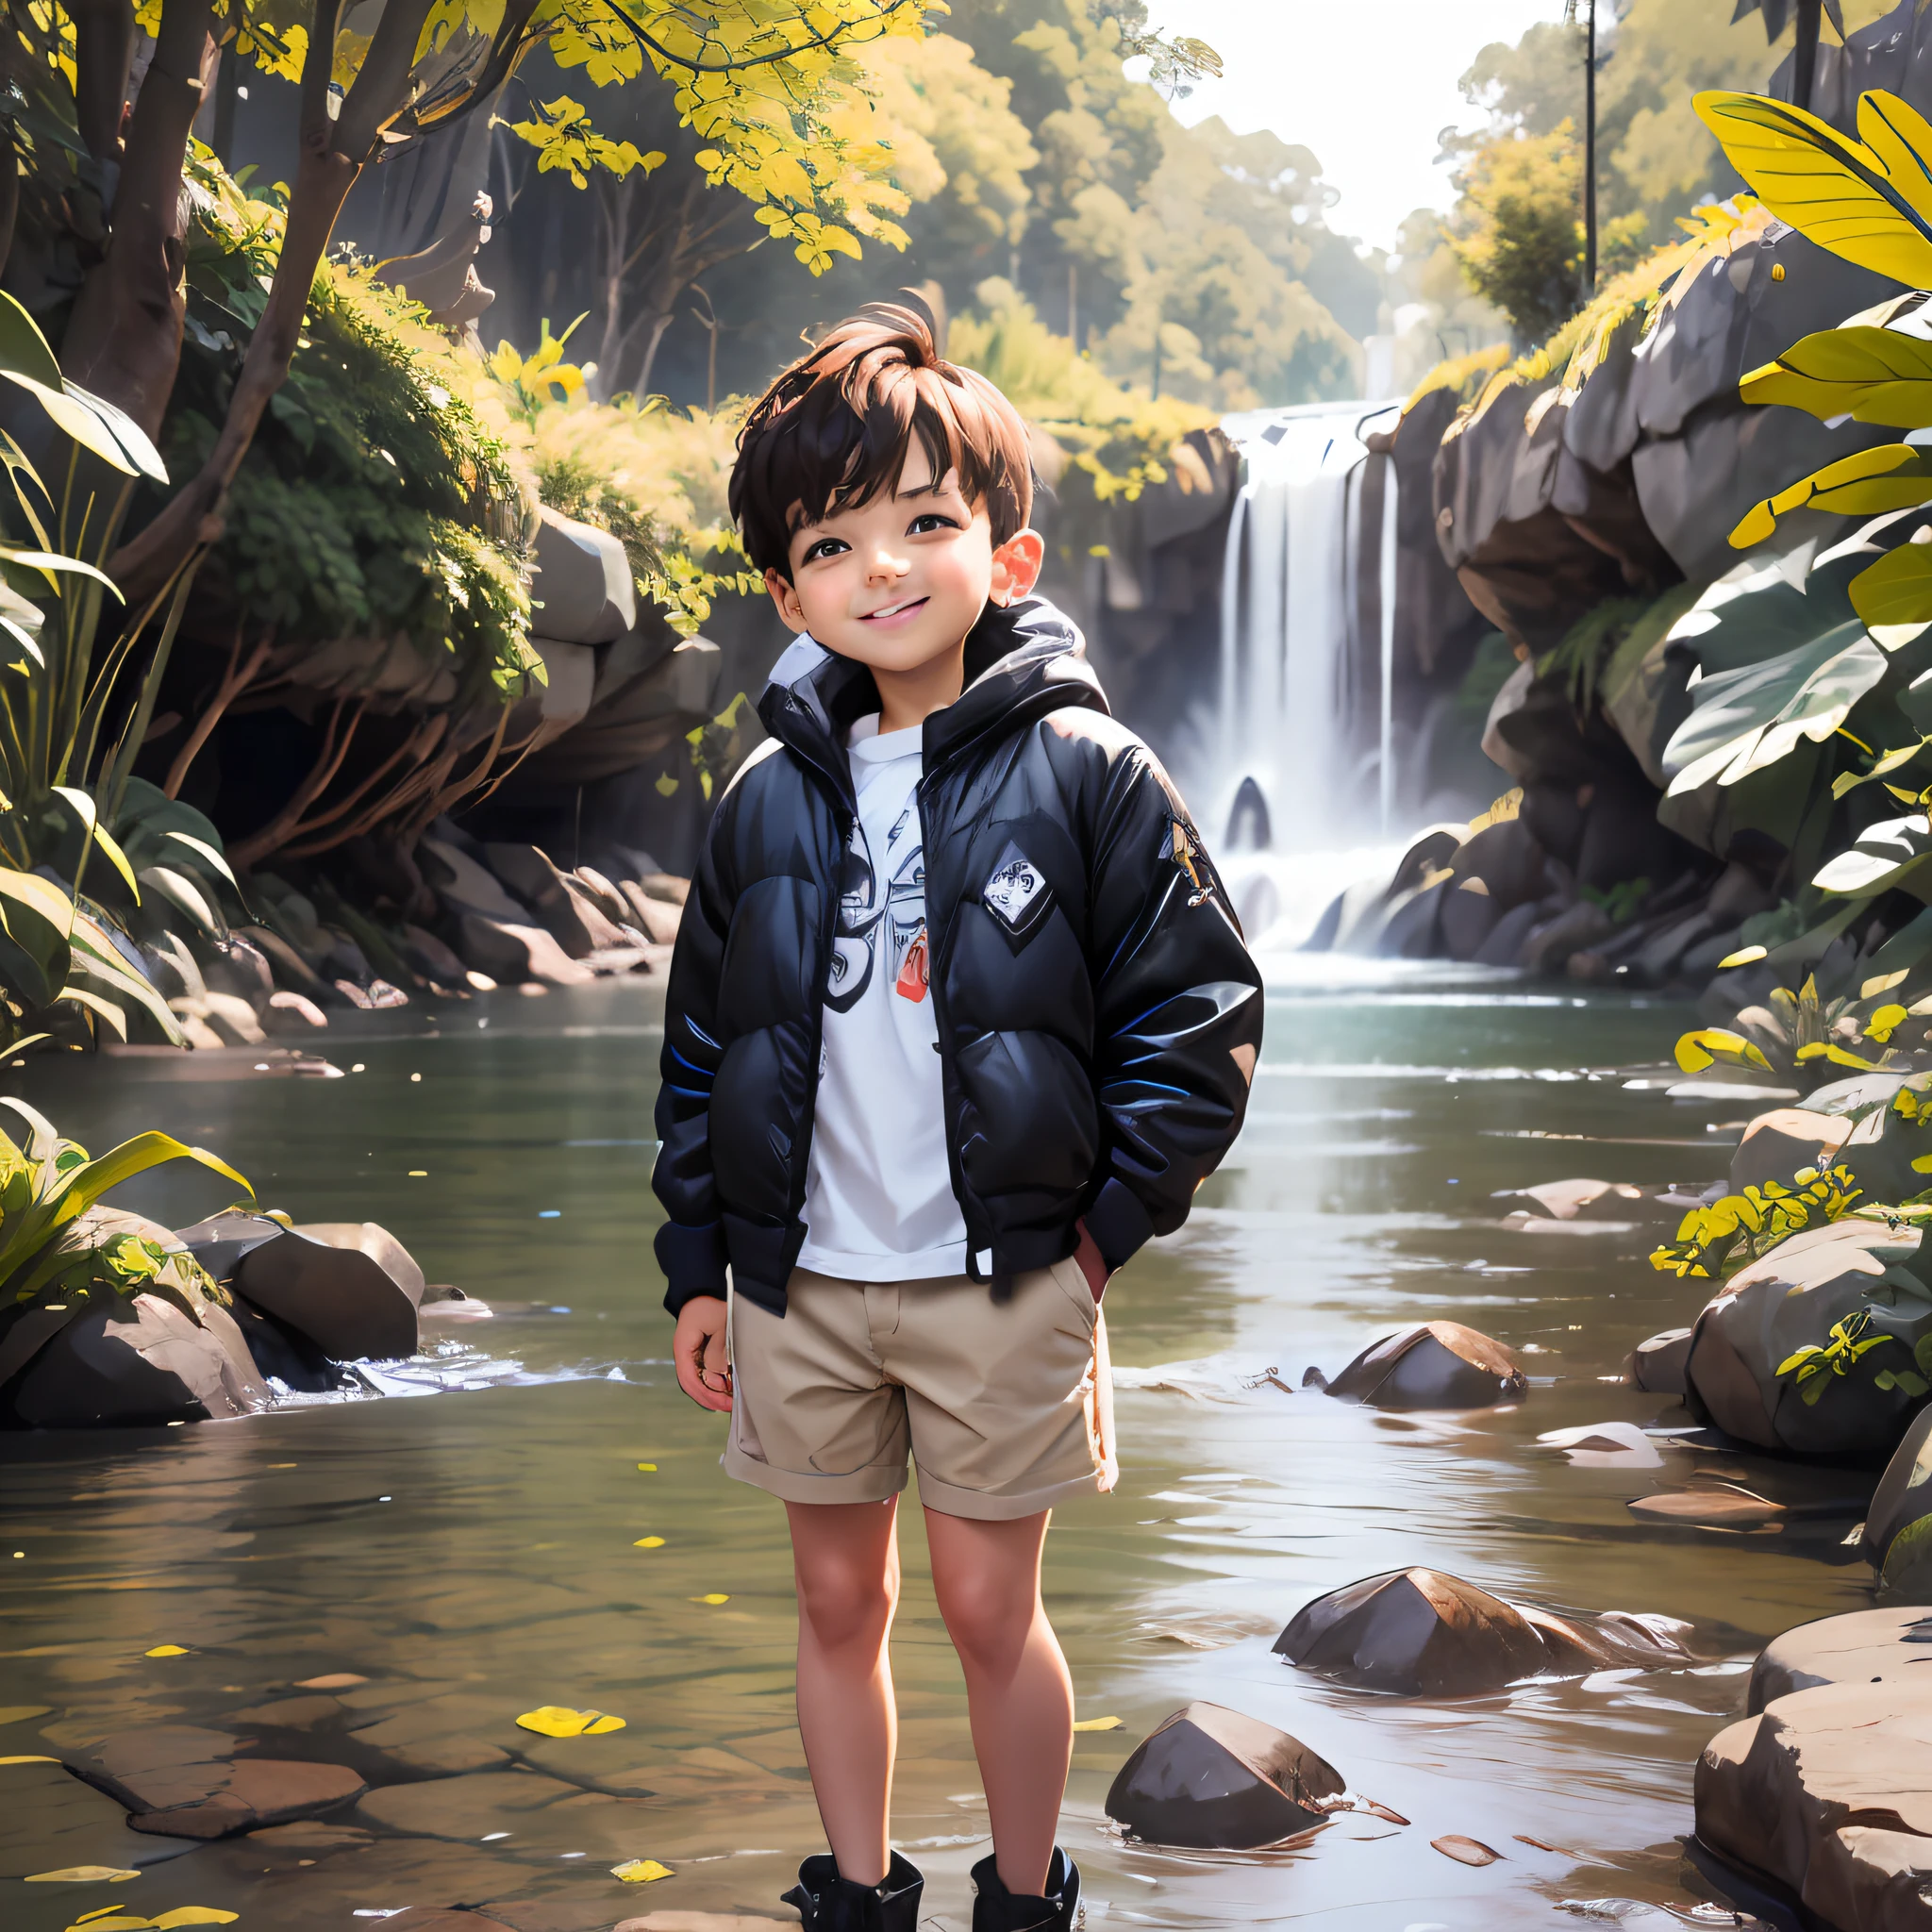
[0,962,1875,1930]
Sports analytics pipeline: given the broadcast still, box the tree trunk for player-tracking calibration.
[69,0,137,168]
[61,0,216,440]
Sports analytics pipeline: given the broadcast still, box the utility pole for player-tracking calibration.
[1584,0,1596,295]
[1794,0,1822,113]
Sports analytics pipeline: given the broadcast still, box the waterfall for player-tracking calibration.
[1206,399,1404,945]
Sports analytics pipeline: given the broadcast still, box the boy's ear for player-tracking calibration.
[988,528,1045,608]
[765,565,809,633]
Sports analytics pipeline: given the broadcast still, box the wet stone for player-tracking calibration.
[1695,1680,1932,1929]
[236,1224,422,1361]
[0,1755,187,1878]
[1315,1321,1526,1408]
[1626,1326,1694,1395]
[1103,1701,1343,1848]
[1863,1405,1932,1591]
[355,1768,657,1853]
[1749,1608,1932,1714]
[72,1724,365,1839]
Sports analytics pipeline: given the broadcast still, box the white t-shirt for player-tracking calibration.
[797,714,968,1281]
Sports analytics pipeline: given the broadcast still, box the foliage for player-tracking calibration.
[475,376,759,640]
[1650,1161,1866,1278]
[153,154,542,703]
[1777,1308,1922,1405]
[1449,119,1648,344]
[0,1096,250,1317]
[948,278,1215,507]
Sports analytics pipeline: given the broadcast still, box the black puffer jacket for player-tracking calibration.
[651,595,1263,1316]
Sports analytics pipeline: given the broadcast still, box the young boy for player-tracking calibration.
[651,301,1261,1932]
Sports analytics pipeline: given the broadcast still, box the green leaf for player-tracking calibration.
[0,292,61,390]
[0,373,136,477]
[50,789,139,902]
[136,866,220,938]
[0,547,124,597]
[63,380,167,483]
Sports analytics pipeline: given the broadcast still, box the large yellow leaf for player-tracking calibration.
[515,1705,625,1737]
[1853,540,1932,625]
[1730,443,1932,546]
[1694,88,1932,286]
[1741,324,1932,427]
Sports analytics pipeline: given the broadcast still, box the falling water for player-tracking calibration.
[1208,400,1404,944]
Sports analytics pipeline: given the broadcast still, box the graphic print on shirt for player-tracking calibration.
[826,804,927,1013]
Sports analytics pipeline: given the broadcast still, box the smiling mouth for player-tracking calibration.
[860,596,928,623]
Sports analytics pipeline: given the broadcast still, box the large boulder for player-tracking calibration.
[529,506,636,645]
[1750,1609,1932,1715]
[1314,1321,1526,1408]
[454,911,596,987]
[231,1223,425,1362]
[71,1725,365,1839]
[1103,1702,1342,1848]
[1681,1219,1932,1456]
[1272,1567,1689,1695]
[7,1291,268,1427]
[1695,1681,1932,1929]
[483,844,636,958]
[1627,1326,1694,1394]
[1863,1407,1932,1591]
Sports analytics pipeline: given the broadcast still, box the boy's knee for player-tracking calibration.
[796,1562,896,1651]
[937,1570,1036,1667]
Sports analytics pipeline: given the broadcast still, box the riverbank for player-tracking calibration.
[0,967,1874,1927]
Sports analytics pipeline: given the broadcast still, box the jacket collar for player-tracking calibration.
[756,596,1108,804]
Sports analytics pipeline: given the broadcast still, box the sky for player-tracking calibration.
[1142,0,1569,255]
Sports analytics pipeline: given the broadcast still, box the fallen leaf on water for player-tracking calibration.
[0,1704,51,1723]
[1362,1800,1409,1824]
[294,1674,368,1690]
[1071,1716,1123,1732]
[634,1537,665,1548]
[637,1463,658,1472]
[691,1594,730,1606]
[26,1866,140,1881]
[62,1912,237,1931]
[516,1706,626,1738]
[1515,1835,1570,1853]
[2,1754,58,1765]
[612,1858,674,1882]
[1432,1835,1501,1867]
[143,1645,190,1658]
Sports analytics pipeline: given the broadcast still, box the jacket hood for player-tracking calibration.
[756,595,1108,803]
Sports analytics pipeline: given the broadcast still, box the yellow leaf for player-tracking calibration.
[3,1755,59,1766]
[152,1915,241,1930]
[1694,90,1932,287]
[1866,971,1911,997]
[613,1858,674,1882]
[515,1706,625,1738]
[143,1645,190,1658]
[1072,1715,1123,1731]
[1719,944,1769,969]
[1869,1002,1910,1041]
[636,1462,658,1471]
[635,1536,665,1548]
[25,1865,137,1880]
[691,1593,730,1605]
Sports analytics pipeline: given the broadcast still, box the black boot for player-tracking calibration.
[969,1847,1081,1932]
[783,1849,924,1929]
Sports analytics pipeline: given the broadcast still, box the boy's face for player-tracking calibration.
[764,441,1043,675]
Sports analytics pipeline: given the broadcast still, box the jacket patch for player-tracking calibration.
[983,841,1053,939]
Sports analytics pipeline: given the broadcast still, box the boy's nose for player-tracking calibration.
[865,547,908,583]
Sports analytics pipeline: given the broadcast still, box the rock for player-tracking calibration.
[1731,1108,1855,1194]
[234,1224,421,1362]
[1318,1321,1526,1408]
[1538,1420,1663,1467]
[8,1291,269,1426]
[0,1755,181,1878]
[240,924,332,999]
[1473,897,1546,967]
[619,880,682,946]
[639,873,688,906]
[1522,899,1612,976]
[400,922,474,987]
[1695,1682,1932,1928]
[1495,1176,1646,1224]
[263,990,328,1032]
[1450,816,1547,909]
[420,836,532,924]
[1102,1701,1342,1848]
[1862,1407,1932,1590]
[73,1725,364,1839]
[1627,1326,1694,1394]
[1432,1835,1500,1866]
[454,911,595,987]
[530,506,637,645]
[1750,1609,1932,1715]
[1681,1218,1932,1456]
[204,937,275,1012]
[1439,880,1501,960]
[176,1208,289,1284]
[293,1223,426,1308]
[356,1768,654,1853]
[1273,1567,1690,1695]
[483,843,633,957]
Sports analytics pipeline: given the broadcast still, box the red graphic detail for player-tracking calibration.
[896,927,930,1003]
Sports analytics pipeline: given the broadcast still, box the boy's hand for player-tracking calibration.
[674,1297,733,1412]
[1073,1219,1111,1304]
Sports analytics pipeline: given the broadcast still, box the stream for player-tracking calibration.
[0,958,1871,1929]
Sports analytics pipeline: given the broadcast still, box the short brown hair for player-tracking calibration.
[729,299,1034,579]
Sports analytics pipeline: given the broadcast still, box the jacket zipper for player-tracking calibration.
[915,763,987,1279]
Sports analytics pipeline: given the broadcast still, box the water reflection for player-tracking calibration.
[0,965,1868,1928]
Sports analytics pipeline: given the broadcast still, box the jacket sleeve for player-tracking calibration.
[1080,746,1263,1274]
[650,802,738,1316]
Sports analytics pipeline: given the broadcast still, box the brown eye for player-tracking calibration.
[908,514,958,535]
[802,537,848,563]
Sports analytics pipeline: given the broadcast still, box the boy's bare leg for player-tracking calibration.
[785,1497,901,1888]
[924,1507,1071,1897]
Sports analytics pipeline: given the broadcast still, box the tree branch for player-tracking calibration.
[164,627,275,797]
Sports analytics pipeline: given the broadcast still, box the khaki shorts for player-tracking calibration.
[724,1259,1117,1520]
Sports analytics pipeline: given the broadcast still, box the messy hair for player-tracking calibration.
[729,298,1034,579]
